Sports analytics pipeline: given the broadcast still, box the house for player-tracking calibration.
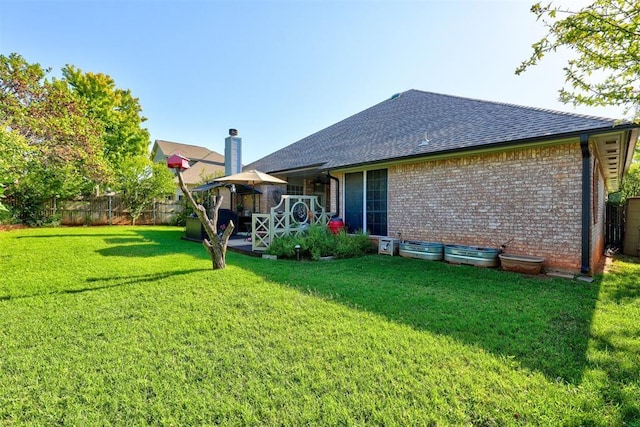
[151,140,226,200]
[245,90,639,274]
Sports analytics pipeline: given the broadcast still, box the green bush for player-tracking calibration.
[266,225,372,260]
[265,233,306,258]
[171,200,194,227]
[335,229,372,258]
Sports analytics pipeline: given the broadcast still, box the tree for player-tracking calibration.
[0,53,110,224]
[175,169,234,270]
[619,162,640,202]
[116,157,175,225]
[0,128,30,189]
[0,184,7,213]
[63,66,150,166]
[516,0,640,121]
[1,53,155,225]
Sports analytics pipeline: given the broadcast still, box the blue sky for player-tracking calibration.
[0,0,625,164]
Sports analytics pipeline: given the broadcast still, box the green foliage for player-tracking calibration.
[517,0,640,121]
[171,198,195,226]
[0,128,30,186]
[0,226,638,425]
[616,162,640,204]
[0,53,153,225]
[0,184,7,213]
[116,157,176,225]
[63,65,150,166]
[334,229,373,258]
[1,53,107,223]
[266,225,372,260]
[0,54,109,189]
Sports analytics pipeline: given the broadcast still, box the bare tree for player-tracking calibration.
[176,170,234,270]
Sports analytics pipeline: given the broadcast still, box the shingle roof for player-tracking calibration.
[153,140,227,185]
[246,89,620,173]
[179,159,225,185]
[155,140,218,161]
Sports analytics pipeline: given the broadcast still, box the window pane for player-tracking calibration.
[345,172,363,233]
[366,169,387,235]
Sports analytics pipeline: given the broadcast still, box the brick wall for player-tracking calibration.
[388,142,585,272]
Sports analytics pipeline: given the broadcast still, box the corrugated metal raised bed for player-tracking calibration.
[444,244,499,267]
[399,241,444,261]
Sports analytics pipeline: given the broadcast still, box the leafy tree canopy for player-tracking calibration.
[0,53,108,199]
[516,0,640,121]
[63,65,150,165]
[619,162,640,202]
[116,156,176,225]
[0,53,154,224]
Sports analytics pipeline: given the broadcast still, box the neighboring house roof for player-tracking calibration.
[180,157,225,185]
[246,89,629,173]
[152,139,226,186]
[153,140,217,162]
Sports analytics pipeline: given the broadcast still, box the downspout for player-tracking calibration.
[327,172,340,217]
[580,134,591,274]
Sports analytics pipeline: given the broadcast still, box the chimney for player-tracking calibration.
[225,128,242,175]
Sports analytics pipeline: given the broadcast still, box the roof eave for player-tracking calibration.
[328,124,639,173]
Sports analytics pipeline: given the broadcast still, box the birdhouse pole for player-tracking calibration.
[170,157,234,270]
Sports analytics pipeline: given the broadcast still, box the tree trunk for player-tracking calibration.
[176,170,234,270]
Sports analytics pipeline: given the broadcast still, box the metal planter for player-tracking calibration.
[444,244,499,267]
[399,241,444,261]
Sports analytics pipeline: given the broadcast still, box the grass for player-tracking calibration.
[0,226,638,425]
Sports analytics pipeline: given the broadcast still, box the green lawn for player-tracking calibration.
[1,226,638,426]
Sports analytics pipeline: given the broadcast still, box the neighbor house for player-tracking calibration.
[245,90,639,274]
[151,140,226,200]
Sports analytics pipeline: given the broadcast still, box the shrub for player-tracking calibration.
[265,225,372,260]
[171,200,194,227]
[334,229,372,258]
[265,233,306,258]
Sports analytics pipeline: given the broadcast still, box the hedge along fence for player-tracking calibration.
[44,196,183,226]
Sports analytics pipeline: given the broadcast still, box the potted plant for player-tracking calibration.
[236,203,244,213]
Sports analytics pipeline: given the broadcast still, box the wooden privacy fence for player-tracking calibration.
[45,196,183,226]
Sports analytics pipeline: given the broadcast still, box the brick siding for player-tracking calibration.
[387,142,587,272]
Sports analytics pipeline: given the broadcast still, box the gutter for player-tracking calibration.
[580,134,591,274]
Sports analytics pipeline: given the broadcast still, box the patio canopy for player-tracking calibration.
[214,170,287,212]
[192,182,262,194]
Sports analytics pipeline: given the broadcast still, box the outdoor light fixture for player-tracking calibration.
[295,244,301,261]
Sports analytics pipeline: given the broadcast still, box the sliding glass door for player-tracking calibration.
[344,169,387,235]
[344,172,363,233]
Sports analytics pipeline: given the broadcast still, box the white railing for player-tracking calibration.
[251,195,332,251]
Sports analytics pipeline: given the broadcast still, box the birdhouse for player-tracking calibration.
[167,153,190,170]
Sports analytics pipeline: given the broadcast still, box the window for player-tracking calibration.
[344,169,387,235]
[287,178,304,195]
[366,169,388,236]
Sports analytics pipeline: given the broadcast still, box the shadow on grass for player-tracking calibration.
[0,269,209,301]
[96,229,203,258]
[242,254,599,385]
[96,243,167,258]
[16,233,135,239]
[84,269,210,290]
